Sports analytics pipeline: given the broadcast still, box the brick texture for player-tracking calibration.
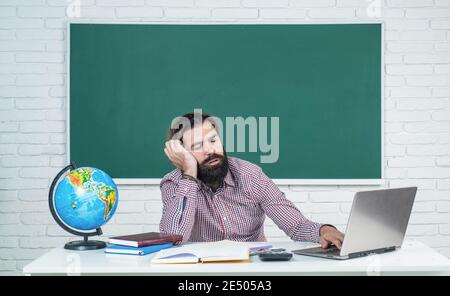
[0,0,449,275]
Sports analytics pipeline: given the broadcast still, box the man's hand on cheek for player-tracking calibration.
[319,225,345,250]
[164,140,198,177]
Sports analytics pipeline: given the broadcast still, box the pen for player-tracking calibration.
[249,245,272,251]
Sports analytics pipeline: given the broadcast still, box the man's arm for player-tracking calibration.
[160,139,199,244]
[253,168,333,243]
[159,177,198,244]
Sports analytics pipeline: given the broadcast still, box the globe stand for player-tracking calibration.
[64,229,107,251]
[49,163,107,251]
[65,239,106,251]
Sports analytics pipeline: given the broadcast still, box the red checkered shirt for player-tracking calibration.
[159,157,323,243]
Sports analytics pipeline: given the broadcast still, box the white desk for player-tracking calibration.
[23,240,450,276]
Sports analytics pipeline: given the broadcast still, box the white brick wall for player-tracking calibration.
[0,0,450,275]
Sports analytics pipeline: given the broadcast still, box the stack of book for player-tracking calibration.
[105,232,183,256]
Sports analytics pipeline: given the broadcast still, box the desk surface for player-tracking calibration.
[23,240,450,276]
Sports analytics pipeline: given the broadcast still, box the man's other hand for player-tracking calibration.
[319,225,345,250]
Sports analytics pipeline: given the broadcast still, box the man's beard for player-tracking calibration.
[197,152,229,191]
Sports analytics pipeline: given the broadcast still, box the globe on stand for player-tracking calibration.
[49,163,119,250]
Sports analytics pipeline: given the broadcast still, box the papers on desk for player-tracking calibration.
[151,240,251,264]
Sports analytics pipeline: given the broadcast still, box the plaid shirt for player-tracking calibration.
[159,157,323,243]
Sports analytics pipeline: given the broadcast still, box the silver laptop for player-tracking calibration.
[292,187,417,260]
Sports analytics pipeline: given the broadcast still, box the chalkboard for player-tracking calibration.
[69,23,382,183]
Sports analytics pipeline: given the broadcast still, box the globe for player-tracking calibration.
[49,165,119,250]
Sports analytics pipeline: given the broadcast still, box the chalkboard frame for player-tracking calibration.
[67,20,385,186]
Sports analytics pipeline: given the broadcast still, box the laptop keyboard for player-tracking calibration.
[295,246,341,256]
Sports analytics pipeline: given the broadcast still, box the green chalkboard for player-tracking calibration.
[69,23,382,180]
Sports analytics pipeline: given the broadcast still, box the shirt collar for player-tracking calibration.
[223,170,235,187]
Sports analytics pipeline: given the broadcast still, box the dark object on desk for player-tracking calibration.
[109,232,183,248]
[258,250,293,261]
[250,246,278,256]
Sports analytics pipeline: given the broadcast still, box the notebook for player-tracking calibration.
[105,243,174,256]
[151,240,250,264]
[108,232,183,248]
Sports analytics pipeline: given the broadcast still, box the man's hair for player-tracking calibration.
[167,112,217,143]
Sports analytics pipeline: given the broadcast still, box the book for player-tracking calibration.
[105,243,174,256]
[108,232,183,248]
[151,240,250,264]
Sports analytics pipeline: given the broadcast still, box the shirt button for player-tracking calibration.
[223,217,227,222]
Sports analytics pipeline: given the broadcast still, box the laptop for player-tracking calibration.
[292,187,417,260]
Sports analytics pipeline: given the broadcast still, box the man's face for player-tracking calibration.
[182,120,224,166]
[182,120,228,187]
